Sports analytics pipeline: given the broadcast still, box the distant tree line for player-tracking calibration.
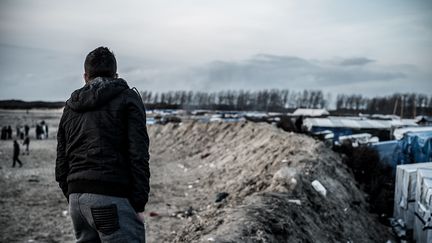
[1,90,430,117]
[336,93,432,117]
[0,100,65,109]
[140,90,432,117]
[140,89,329,112]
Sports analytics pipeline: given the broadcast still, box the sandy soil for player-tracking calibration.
[0,110,395,243]
[0,109,207,243]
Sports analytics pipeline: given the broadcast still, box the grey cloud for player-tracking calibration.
[315,68,405,85]
[0,44,83,100]
[174,54,406,91]
[339,57,375,66]
[249,54,317,68]
[0,45,425,100]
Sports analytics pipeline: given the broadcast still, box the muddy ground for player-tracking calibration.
[0,109,395,242]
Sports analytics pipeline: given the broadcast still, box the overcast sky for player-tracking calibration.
[0,0,431,101]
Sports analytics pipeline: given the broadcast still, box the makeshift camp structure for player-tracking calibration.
[394,126,432,140]
[338,133,378,147]
[393,131,432,166]
[371,130,432,174]
[394,163,432,231]
[416,116,432,126]
[371,140,400,168]
[414,168,432,242]
[303,117,418,141]
[292,108,329,117]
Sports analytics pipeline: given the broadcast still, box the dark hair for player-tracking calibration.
[84,47,117,79]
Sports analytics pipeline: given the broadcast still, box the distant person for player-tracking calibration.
[7,126,12,139]
[12,140,23,167]
[295,115,304,133]
[41,120,48,138]
[35,124,39,139]
[56,47,150,242]
[23,136,30,155]
[1,126,6,140]
[16,125,21,137]
[36,124,42,139]
[24,125,30,136]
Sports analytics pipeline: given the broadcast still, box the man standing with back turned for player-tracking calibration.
[56,47,150,242]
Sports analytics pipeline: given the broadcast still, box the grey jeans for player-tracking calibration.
[69,193,146,243]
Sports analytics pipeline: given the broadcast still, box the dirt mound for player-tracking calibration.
[148,121,394,242]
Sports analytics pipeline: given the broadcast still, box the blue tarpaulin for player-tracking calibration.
[372,131,432,171]
[410,131,432,163]
[370,140,399,168]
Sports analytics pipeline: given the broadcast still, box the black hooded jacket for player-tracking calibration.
[55,77,150,212]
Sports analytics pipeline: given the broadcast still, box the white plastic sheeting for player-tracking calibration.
[394,126,432,140]
[394,163,432,230]
[292,108,329,117]
[414,168,432,242]
[304,117,418,131]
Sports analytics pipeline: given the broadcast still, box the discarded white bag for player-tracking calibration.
[312,180,327,197]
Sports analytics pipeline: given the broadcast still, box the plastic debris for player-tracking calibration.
[389,218,407,239]
[311,180,327,197]
[215,192,229,203]
[288,199,301,205]
[201,153,211,159]
[28,175,39,183]
[172,206,195,219]
[185,206,194,217]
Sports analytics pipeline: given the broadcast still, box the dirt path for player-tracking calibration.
[0,110,209,243]
[0,138,207,243]
[0,139,75,243]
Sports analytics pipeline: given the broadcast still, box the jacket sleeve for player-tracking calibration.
[127,92,150,212]
[55,110,69,200]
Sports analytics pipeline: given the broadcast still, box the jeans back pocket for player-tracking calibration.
[91,204,120,235]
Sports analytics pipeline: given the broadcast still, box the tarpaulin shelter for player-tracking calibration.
[371,140,399,168]
[414,168,432,242]
[394,126,432,140]
[304,117,418,142]
[394,163,432,231]
[392,131,432,167]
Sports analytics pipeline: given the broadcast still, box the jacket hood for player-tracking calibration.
[67,77,129,111]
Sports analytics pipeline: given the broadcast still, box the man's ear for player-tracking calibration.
[84,73,90,83]
[114,73,118,78]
